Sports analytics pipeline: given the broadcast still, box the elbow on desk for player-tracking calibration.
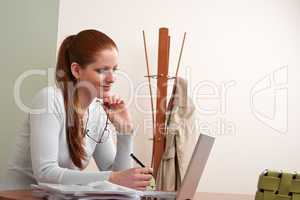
[32,162,64,184]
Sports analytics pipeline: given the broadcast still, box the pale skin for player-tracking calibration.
[70,48,153,190]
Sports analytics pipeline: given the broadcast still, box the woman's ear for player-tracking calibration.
[70,62,81,80]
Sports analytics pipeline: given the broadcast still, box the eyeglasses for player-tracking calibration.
[85,100,111,143]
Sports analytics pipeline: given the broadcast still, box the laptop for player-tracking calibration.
[142,134,215,200]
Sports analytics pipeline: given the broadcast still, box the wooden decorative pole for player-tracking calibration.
[143,28,186,180]
[153,27,170,178]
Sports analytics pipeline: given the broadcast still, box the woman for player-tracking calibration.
[1,29,152,190]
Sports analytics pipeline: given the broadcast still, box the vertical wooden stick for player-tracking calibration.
[153,28,169,179]
[142,31,155,136]
[167,33,187,126]
[175,32,186,78]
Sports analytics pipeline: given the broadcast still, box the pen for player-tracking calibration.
[130,153,145,168]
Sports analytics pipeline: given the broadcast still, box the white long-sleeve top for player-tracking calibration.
[1,86,133,190]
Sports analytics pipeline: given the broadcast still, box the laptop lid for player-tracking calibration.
[176,134,215,200]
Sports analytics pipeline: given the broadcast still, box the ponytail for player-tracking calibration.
[56,35,86,169]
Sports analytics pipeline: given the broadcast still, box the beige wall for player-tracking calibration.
[58,0,300,194]
[0,0,59,177]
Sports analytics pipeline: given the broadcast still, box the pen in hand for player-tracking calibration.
[130,153,156,190]
[130,153,146,168]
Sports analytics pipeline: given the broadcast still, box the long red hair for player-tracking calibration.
[55,29,117,169]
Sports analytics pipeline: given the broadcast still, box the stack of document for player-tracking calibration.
[31,181,177,200]
[31,181,141,200]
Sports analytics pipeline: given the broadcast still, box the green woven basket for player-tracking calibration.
[255,170,300,200]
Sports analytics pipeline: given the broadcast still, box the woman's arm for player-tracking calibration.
[93,131,154,190]
[93,133,133,171]
[30,87,113,185]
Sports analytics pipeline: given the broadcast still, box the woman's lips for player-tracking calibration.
[102,86,111,91]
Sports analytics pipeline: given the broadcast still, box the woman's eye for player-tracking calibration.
[95,68,119,74]
[95,69,107,74]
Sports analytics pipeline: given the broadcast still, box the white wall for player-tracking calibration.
[58,0,300,194]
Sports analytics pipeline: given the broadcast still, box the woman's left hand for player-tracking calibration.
[103,95,134,134]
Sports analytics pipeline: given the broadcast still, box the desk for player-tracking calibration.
[0,190,254,200]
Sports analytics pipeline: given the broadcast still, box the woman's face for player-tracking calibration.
[78,48,119,98]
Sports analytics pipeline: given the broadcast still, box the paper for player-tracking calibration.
[31,181,176,200]
[31,181,141,200]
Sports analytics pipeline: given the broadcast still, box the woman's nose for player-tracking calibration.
[105,70,116,83]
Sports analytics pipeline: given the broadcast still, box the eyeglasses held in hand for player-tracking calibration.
[85,99,111,143]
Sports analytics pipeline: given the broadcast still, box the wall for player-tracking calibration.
[0,0,59,177]
[1,0,297,195]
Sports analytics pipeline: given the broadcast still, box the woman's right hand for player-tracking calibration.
[108,167,153,190]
